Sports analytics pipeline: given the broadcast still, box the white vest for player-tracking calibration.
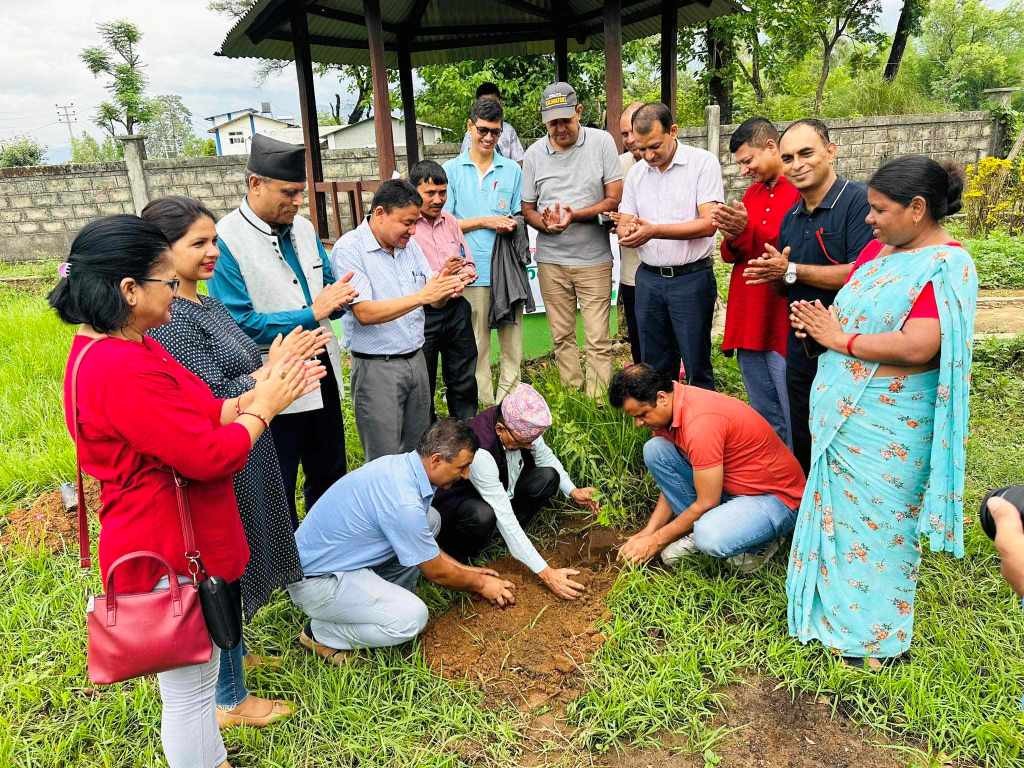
[217,201,343,415]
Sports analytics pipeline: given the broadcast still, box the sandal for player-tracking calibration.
[242,653,283,671]
[216,696,293,730]
[840,652,910,670]
[298,623,351,667]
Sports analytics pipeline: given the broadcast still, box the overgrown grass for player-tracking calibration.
[0,287,76,510]
[3,284,1024,766]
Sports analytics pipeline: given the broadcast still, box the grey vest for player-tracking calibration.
[217,202,343,415]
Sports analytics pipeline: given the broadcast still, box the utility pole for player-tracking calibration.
[56,102,77,145]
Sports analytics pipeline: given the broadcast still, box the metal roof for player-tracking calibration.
[216,0,741,67]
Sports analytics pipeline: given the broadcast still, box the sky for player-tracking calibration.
[0,0,940,163]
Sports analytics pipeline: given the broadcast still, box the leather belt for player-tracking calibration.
[350,349,420,361]
[640,258,712,278]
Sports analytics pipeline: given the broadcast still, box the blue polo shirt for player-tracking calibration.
[332,219,432,354]
[442,150,522,286]
[294,451,440,575]
[778,176,872,367]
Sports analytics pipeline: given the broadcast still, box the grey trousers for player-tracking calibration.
[351,351,431,461]
[287,508,442,650]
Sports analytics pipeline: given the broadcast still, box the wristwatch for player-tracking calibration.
[783,262,798,285]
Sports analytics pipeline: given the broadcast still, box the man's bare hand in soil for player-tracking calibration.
[539,567,587,600]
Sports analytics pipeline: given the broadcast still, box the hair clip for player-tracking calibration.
[58,262,71,278]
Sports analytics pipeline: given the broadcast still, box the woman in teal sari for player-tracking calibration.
[786,155,977,667]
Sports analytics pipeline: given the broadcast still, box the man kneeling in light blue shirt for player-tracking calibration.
[288,420,516,663]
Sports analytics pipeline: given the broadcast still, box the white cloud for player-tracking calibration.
[0,0,343,157]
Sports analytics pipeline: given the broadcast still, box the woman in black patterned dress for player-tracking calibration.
[144,197,326,730]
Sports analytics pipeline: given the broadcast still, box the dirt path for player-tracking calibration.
[976,291,1024,334]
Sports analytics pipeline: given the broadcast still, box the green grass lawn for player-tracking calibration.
[2,282,1024,766]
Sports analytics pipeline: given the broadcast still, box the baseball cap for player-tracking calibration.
[540,82,578,122]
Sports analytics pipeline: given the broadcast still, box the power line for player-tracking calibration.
[56,102,78,145]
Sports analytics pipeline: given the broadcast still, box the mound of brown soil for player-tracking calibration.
[0,479,98,553]
[422,526,625,709]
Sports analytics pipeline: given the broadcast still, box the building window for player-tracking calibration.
[228,131,245,145]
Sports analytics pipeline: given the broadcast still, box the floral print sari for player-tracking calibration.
[786,244,977,657]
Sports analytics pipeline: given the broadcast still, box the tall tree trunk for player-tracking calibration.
[884,0,916,81]
[706,25,734,123]
[814,49,832,114]
[331,93,342,122]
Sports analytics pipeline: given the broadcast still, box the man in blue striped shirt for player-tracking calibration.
[332,180,467,460]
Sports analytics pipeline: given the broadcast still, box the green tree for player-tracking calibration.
[0,136,46,167]
[884,0,928,81]
[182,135,216,157]
[80,20,158,136]
[70,132,123,163]
[914,0,1024,109]
[797,0,885,113]
[144,95,196,159]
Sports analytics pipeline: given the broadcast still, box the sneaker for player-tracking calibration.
[726,538,782,574]
[660,534,699,568]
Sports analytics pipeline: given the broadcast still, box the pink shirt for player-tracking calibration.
[412,210,474,273]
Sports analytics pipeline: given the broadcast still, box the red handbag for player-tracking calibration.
[71,337,213,685]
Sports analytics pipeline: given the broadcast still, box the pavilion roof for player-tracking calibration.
[216,0,740,67]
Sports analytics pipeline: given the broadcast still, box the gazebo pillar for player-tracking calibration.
[364,0,396,179]
[554,27,569,82]
[398,42,419,169]
[660,0,678,116]
[290,0,327,238]
[604,0,623,152]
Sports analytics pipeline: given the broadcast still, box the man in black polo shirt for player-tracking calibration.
[743,119,872,472]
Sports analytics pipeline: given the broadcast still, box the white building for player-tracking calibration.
[207,107,444,156]
[206,105,302,156]
[318,117,444,151]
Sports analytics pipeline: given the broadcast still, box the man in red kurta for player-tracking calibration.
[712,117,799,447]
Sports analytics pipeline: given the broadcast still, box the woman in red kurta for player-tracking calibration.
[49,215,323,768]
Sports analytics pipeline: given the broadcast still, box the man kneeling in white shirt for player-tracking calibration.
[432,383,600,599]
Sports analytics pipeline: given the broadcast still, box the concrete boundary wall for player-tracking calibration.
[0,111,995,263]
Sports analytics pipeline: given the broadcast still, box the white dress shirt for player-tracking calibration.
[619,140,725,267]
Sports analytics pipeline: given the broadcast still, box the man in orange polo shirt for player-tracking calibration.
[609,363,805,572]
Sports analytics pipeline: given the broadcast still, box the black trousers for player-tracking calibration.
[635,265,717,389]
[269,353,347,529]
[436,466,560,563]
[618,283,642,365]
[786,357,818,475]
[422,297,479,421]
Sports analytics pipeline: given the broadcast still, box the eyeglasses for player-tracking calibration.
[474,125,502,138]
[140,277,181,294]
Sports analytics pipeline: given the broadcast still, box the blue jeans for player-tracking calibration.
[737,349,792,448]
[643,437,797,557]
[634,264,716,389]
[216,638,248,709]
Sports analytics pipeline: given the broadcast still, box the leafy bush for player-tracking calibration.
[0,136,46,167]
[964,231,1024,288]
[963,156,1024,236]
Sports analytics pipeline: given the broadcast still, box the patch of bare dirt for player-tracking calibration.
[422,525,624,710]
[424,522,924,768]
[0,478,98,553]
[975,301,1024,334]
[513,678,918,768]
